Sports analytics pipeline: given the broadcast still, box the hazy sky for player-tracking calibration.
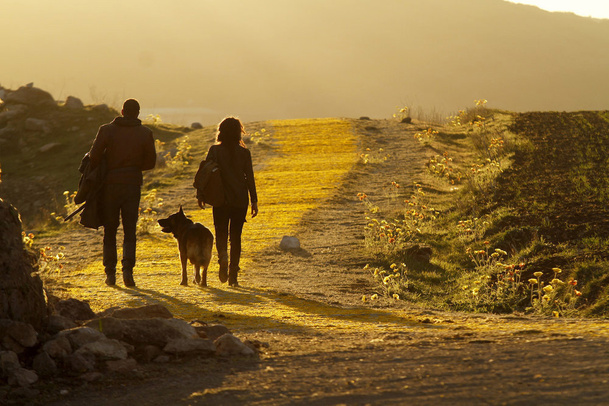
[1,0,608,125]
[508,1,609,19]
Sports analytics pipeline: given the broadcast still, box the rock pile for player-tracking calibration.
[1,299,258,402]
[0,198,260,403]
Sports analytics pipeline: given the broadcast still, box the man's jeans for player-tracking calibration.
[102,183,141,271]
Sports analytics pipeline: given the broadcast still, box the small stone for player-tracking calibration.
[214,334,255,357]
[39,142,61,153]
[153,355,171,363]
[279,236,300,251]
[191,122,203,129]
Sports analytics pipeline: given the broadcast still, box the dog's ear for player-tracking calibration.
[179,205,184,214]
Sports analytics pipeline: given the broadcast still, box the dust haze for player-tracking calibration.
[1,0,608,125]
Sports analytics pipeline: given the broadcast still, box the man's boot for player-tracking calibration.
[228,265,239,287]
[105,268,116,286]
[218,253,229,283]
[123,268,135,287]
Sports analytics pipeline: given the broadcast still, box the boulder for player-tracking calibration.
[42,335,72,359]
[214,334,255,357]
[0,105,28,126]
[120,318,198,347]
[47,314,78,334]
[110,304,173,319]
[0,351,21,377]
[191,122,203,129]
[133,345,161,363]
[58,326,105,349]
[4,86,55,107]
[84,317,125,340]
[54,298,96,322]
[279,236,301,251]
[64,96,84,109]
[65,352,95,373]
[76,338,128,360]
[5,321,38,348]
[8,368,38,387]
[1,335,25,354]
[0,199,47,331]
[32,351,57,377]
[163,338,215,356]
[24,117,50,133]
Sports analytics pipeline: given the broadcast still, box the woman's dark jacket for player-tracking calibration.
[205,144,257,208]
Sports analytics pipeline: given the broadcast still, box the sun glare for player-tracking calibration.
[506,0,609,19]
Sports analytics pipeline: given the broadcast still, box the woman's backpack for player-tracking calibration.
[193,159,225,207]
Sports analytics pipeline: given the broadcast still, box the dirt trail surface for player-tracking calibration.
[40,118,609,405]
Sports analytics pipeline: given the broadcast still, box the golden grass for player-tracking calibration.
[62,118,426,332]
[53,117,609,337]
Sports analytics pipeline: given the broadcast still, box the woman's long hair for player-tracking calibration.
[216,116,246,148]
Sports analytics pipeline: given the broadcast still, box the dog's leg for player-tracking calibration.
[194,264,201,285]
[196,265,206,287]
[180,254,188,286]
[202,263,208,287]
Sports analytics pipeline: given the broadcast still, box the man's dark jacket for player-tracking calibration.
[74,116,155,228]
[89,116,156,184]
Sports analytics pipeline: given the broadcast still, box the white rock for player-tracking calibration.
[279,236,300,251]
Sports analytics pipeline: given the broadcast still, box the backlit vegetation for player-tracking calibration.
[360,102,609,317]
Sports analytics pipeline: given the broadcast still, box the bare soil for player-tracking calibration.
[35,119,609,406]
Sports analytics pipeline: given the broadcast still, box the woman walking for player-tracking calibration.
[199,117,258,286]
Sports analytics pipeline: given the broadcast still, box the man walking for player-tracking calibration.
[88,99,156,287]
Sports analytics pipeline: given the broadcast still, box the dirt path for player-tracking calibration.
[40,118,609,405]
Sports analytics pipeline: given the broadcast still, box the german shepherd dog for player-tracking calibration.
[158,206,213,286]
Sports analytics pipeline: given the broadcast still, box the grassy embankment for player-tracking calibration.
[363,104,609,317]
